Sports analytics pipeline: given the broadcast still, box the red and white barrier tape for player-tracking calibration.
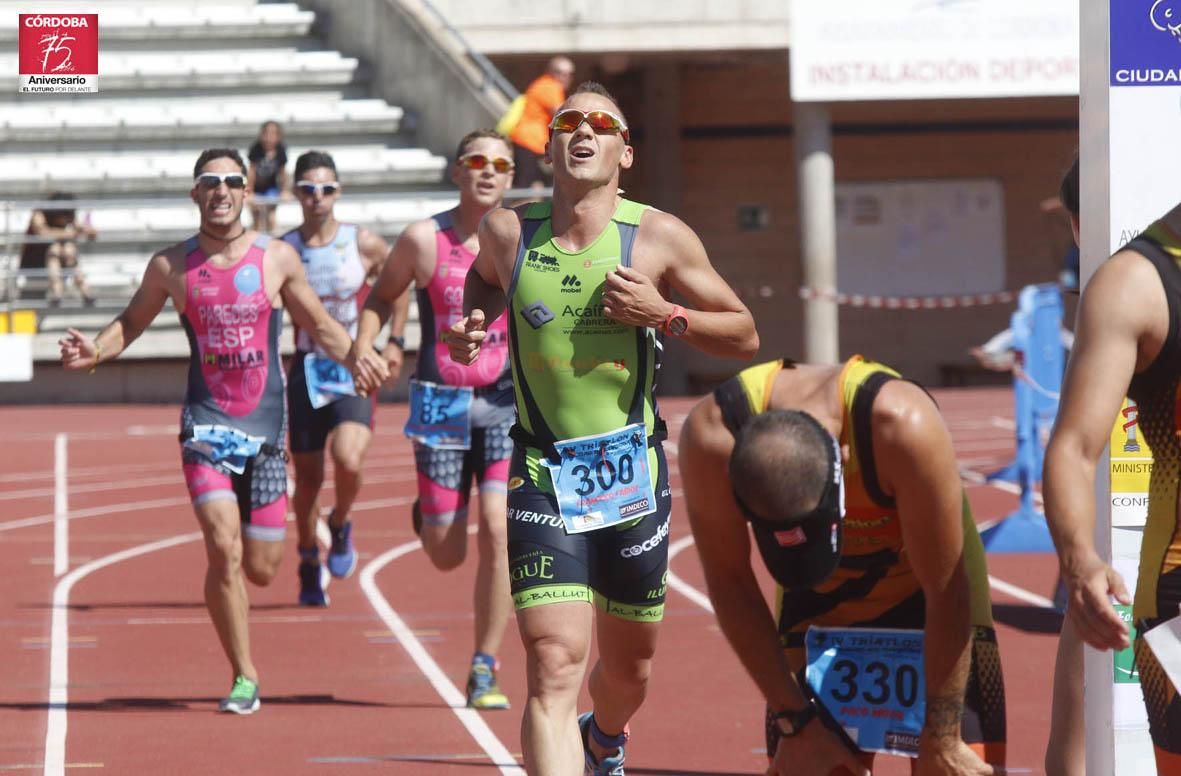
[798,286,1018,309]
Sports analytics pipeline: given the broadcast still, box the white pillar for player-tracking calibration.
[795,102,839,364]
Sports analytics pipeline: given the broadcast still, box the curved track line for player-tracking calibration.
[666,534,714,613]
[43,532,202,776]
[359,541,524,774]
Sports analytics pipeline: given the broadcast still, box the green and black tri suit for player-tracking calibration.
[504,199,672,622]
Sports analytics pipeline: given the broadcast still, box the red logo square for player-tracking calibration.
[18,14,98,93]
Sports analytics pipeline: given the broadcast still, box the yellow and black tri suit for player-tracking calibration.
[713,356,1006,762]
[1125,222,1181,768]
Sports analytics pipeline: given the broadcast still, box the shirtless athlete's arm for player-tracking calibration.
[1045,251,1166,650]
[449,207,519,366]
[59,250,174,370]
[678,396,869,776]
[603,210,759,359]
[874,382,991,776]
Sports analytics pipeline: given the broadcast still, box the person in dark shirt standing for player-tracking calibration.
[247,120,289,235]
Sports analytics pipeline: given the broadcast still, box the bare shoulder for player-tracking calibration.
[638,207,696,245]
[871,378,946,450]
[680,391,737,463]
[397,217,438,251]
[265,233,302,270]
[1083,248,1161,312]
[482,206,523,245]
[149,241,191,276]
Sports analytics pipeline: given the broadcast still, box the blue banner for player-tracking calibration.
[1111,1,1181,86]
[404,379,473,450]
[543,422,656,534]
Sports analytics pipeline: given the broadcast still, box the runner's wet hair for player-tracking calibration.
[293,150,338,182]
[193,148,246,178]
[729,410,831,521]
[567,81,627,125]
[454,129,511,161]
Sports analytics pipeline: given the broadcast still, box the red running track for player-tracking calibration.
[0,389,1057,774]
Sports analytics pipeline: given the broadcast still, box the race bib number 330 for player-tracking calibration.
[805,626,926,758]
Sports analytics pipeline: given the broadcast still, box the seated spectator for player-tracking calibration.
[19,191,97,306]
[247,120,289,234]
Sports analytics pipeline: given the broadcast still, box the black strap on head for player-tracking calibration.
[713,376,753,438]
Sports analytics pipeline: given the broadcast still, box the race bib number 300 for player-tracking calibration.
[543,422,656,534]
[804,626,926,757]
[404,379,473,450]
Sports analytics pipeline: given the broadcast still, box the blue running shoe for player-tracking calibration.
[578,712,627,776]
[327,519,357,579]
[466,654,510,709]
[298,560,328,607]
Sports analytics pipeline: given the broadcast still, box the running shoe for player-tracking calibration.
[579,712,627,776]
[466,660,510,710]
[218,675,260,715]
[327,519,357,578]
[298,560,328,607]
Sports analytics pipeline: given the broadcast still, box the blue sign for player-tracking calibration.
[542,422,656,534]
[1111,1,1181,86]
[303,354,356,410]
[404,379,474,450]
[805,626,926,758]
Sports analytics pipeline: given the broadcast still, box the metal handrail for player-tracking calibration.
[415,0,519,100]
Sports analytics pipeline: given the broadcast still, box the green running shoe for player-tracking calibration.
[218,675,260,715]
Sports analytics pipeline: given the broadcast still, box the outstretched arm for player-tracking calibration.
[1045,251,1160,650]
[876,382,989,773]
[59,253,171,370]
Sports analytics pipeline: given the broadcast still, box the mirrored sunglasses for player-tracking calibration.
[295,181,341,196]
[549,108,630,142]
[194,172,247,190]
[459,154,514,174]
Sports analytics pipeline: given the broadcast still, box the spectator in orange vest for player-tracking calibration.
[510,56,575,190]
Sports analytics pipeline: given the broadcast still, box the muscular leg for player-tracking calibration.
[417,443,472,571]
[517,601,594,776]
[242,535,284,587]
[194,497,257,683]
[473,485,511,656]
[291,450,325,554]
[328,421,371,527]
[586,615,661,762]
[419,509,469,570]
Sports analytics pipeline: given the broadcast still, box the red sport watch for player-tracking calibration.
[662,304,688,337]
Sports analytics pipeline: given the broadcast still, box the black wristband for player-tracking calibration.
[771,700,818,738]
[388,335,406,350]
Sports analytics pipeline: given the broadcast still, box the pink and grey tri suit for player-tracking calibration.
[281,223,376,452]
[412,210,514,528]
[178,234,289,541]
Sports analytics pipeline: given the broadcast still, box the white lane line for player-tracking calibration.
[666,535,713,613]
[44,532,202,776]
[987,575,1055,609]
[1,493,417,534]
[359,541,524,775]
[54,434,68,578]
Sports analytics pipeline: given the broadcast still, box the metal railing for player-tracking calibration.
[416,0,520,100]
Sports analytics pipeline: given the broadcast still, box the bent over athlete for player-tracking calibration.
[445,83,758,775]
[356,129,517,709]
[59,148,387,715]
[679,357,1005,776]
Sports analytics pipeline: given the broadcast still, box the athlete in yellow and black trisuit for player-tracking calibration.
[680,356,1006,776]
[1046,214,1181,775]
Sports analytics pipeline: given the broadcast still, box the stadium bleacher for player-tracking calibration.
[0,2,457,356]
